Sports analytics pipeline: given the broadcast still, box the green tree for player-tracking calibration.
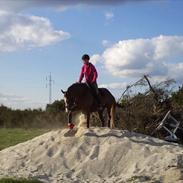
[171,86,183,107]
[46,100,65,113]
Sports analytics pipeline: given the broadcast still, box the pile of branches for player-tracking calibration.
[116,75,183,137]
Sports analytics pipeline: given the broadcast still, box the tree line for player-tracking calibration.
[0,100,66,128]
[0,84,182,131]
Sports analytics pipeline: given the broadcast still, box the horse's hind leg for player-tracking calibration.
[86,112,90,128]
[98,111,105,127]
[107,107,111,128]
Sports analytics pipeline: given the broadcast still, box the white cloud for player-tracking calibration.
[0,93,27,102]
[0,1,145,12]
[0,93,46,109]
[0,11,70,52]
[102,40,112,47]
[90,54,102,65]
[99,82,127,90]
[96,35,183,83]
[168,63,183,83]
[105,12,114,20]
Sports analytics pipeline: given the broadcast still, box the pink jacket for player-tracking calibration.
[79,63,98,83]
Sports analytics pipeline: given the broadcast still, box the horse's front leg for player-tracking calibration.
[68,111,72,123]
[67,111,75,129]
[86,112,90,128]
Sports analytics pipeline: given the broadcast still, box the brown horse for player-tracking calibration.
[61,83,116,128]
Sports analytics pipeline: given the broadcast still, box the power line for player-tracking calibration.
[46,73,54,104]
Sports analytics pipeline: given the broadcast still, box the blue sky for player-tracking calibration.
[0,0,183,109]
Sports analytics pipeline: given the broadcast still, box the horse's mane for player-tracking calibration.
[67,83,111,97]
[67,83,88,95]
[68,82,86,90]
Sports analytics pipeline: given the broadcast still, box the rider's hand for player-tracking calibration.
[91,80,96,84]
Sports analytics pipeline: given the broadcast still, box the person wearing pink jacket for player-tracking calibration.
[79,54,102,109]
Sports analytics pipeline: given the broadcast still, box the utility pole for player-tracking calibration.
[46,73,54,104]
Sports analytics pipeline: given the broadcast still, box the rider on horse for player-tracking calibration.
[79,54,102,110]
[62,54,116,129]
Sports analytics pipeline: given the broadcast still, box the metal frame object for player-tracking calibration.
[156,110,180,142]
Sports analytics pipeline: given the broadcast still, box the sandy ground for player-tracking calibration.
[0,127,183,183]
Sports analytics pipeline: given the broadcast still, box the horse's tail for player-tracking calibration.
[110,102,116,128]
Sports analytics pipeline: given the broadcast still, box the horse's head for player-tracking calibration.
[61,89,75,113]
[61,83,87,112]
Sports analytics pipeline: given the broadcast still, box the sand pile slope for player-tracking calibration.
[0,127,183,183]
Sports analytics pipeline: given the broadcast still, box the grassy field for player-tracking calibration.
[0,128,48,151]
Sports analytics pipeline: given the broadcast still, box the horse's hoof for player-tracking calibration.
[68,123,75,129]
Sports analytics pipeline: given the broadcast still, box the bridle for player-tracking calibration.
[64,96,77,113]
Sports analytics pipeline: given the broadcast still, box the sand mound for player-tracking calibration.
[0,128,183,183]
